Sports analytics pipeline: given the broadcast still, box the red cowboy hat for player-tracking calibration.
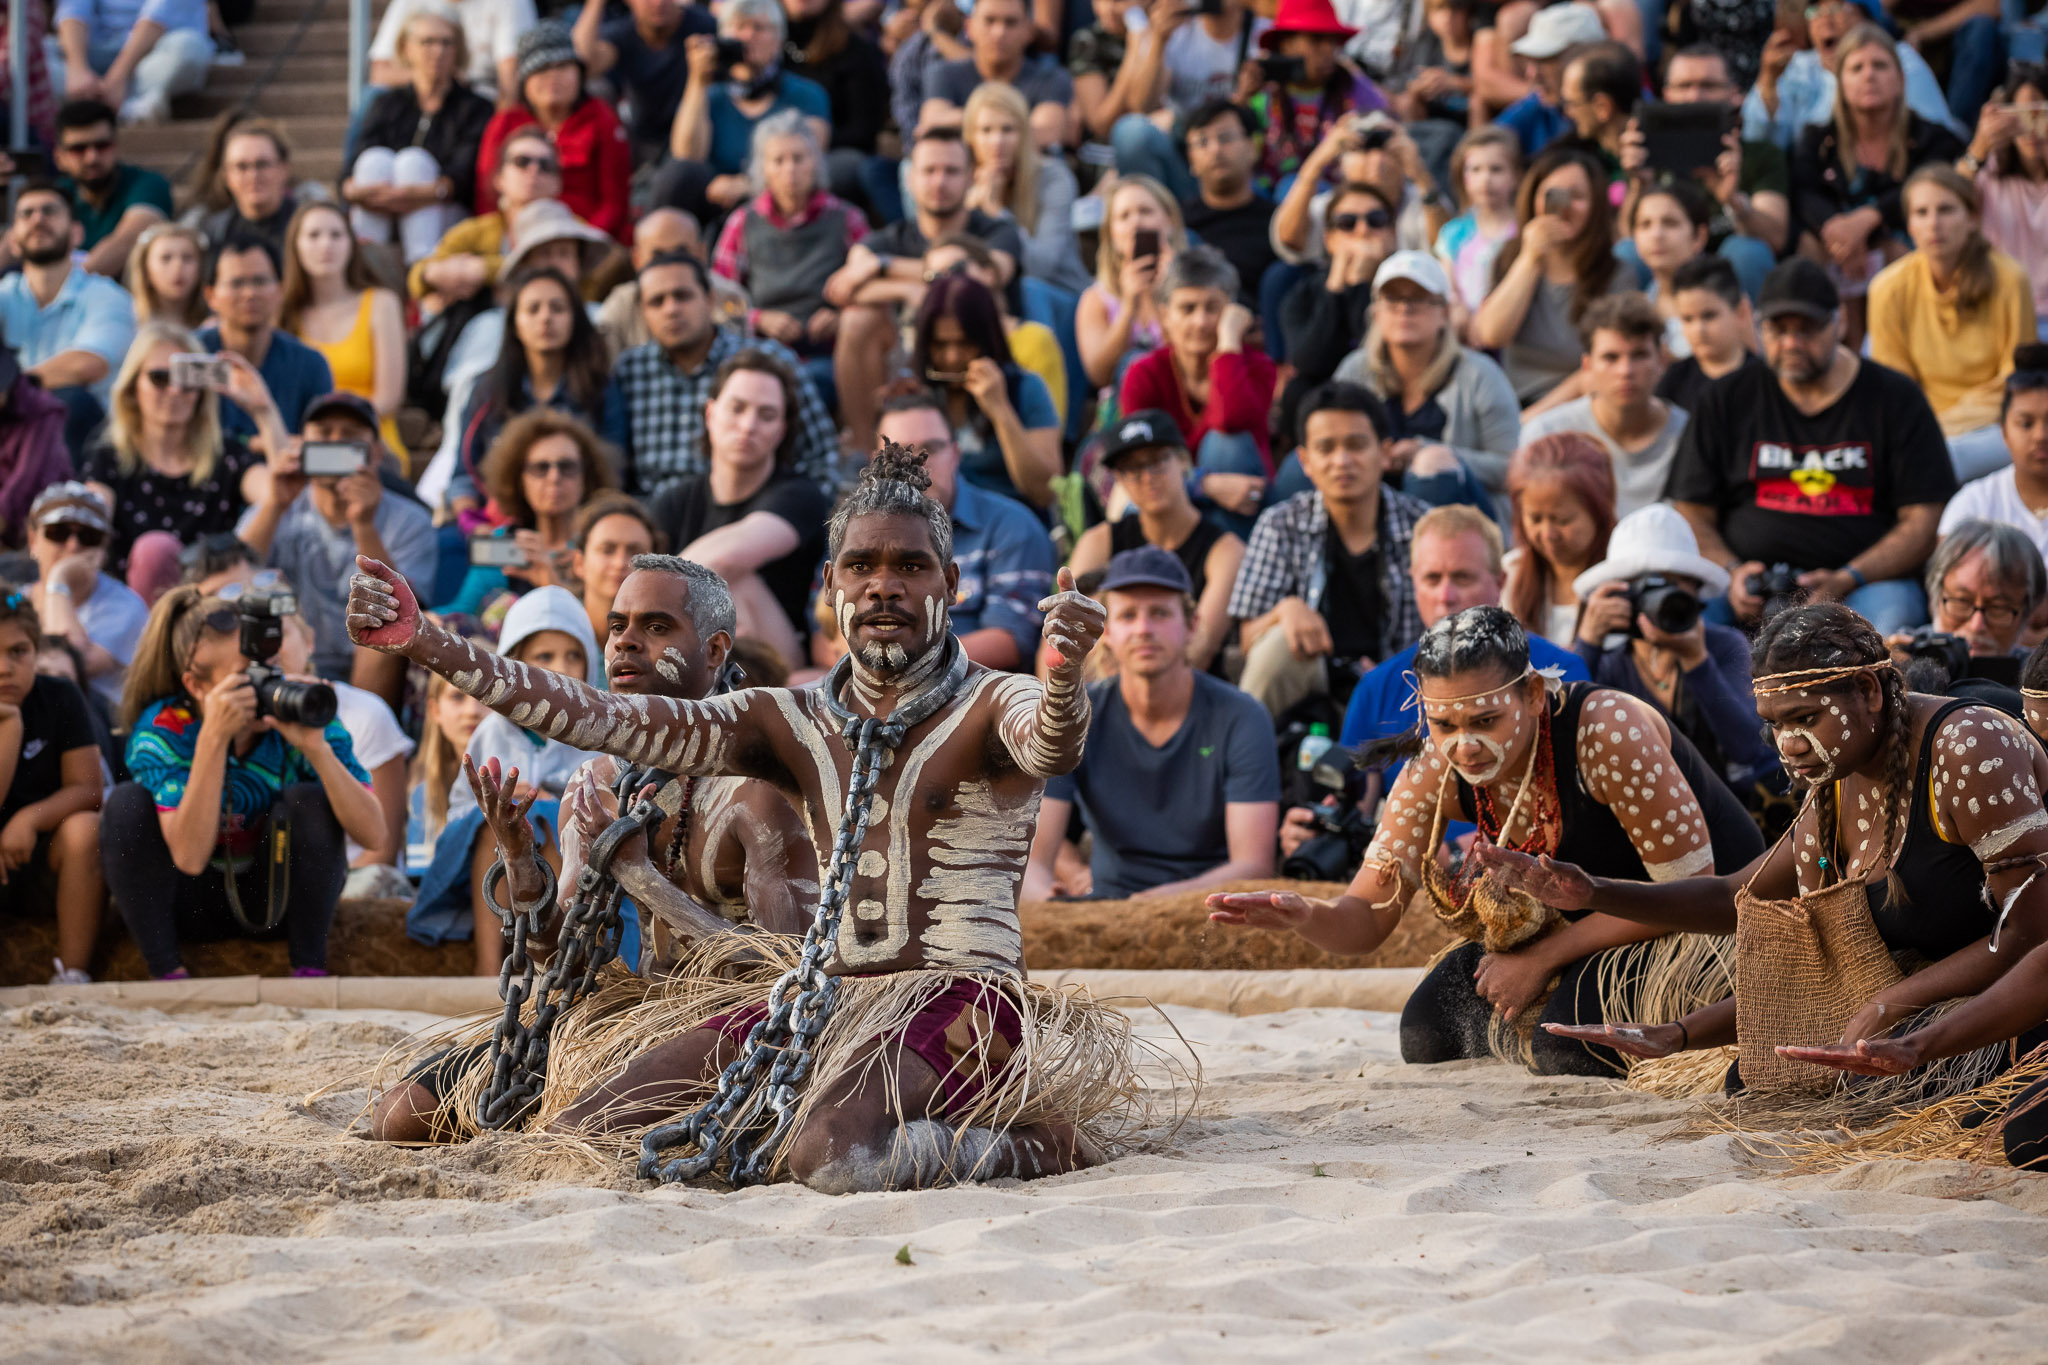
[1260,0,1358,48]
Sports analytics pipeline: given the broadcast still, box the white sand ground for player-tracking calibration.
[3,998,2047,1364]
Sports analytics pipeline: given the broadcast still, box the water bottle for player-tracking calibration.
[1297,722,1334,773]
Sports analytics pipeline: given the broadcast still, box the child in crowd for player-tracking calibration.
[1433,126,1520,332]
[405,659,491,874]
[1653,255,1761,418]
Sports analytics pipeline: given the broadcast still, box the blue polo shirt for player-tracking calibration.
[200,325,334,438]
[947,477,1057,663]
[1495,93,1571,162]
[0,265,136,405]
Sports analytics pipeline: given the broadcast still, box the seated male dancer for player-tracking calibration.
[370,555,818,1142]
[346,446,1120,1191]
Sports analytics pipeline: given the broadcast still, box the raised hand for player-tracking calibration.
[1038,565,1105,672]
[346,554,423,653]
[1774,1036,1921,1076]
[1540,1021,1684,1060]
[1468,842,1597,911]
[1206,889,1316,932]
[466,754,550,914]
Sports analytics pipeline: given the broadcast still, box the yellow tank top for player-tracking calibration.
[303,290,407,466]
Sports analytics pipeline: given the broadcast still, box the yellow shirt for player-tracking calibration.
[1868,248,2037,437]
[406,213,507,301]
[1007,320,1067,429]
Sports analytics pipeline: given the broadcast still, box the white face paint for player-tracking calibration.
[1438,731,1510,784]
[654,647,688,683]
[1774,724,1839,786]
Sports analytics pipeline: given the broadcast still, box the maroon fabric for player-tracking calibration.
[0,379,72,548]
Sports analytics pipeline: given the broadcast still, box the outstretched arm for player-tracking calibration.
[993,567,1104,779]
[346,555,778,780]
[1468,842,1758,936]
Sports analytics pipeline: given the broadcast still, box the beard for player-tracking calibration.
[858,640,911,671]
[19,237,68,267]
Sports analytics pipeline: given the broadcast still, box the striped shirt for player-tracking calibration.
[1226,487,1429,661]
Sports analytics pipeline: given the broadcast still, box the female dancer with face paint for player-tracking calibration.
[1480,604,2048,1096]
[1210,604,1764,1076]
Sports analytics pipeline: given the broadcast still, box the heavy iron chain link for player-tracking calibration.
[638,641,970,1187]
[476,763,670,1130]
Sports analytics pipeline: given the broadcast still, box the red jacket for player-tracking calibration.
[1118,346,1278,473]
[476,99,634,245]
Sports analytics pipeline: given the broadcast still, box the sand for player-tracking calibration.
[5,998,2048,1363]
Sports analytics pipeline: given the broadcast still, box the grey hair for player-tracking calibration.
[1926,518,2048,616]
[1414,604,1531,682]
[1154,244,1240,307]
[827,441,955,565]
[720,0,786,44]
[630,554,738,643]
[747,109,821,199]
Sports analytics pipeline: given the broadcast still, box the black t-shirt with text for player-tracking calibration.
[2,674,95,826]
[1661,357,1956,571]
[649,469,832,633]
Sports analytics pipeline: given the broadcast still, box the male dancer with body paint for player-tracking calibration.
[347,445,1129,1191]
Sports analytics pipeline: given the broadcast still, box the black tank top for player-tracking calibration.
[1863,698,1996,961]
[1109,513,1225,598]
[1455,683,1764,907]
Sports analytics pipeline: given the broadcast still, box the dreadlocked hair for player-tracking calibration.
[1753,603,1912,907]
[827,441,955,564]
[1361,605,1534,768]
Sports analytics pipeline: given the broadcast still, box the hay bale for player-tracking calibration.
[1020,880,1456,971]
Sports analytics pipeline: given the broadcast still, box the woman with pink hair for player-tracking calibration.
[1503,432,1616,647]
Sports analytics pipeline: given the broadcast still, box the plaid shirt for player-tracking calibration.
[1227,488,1429,660]
[615,327,839,496]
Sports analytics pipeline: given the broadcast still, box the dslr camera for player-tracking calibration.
[1625,575,1702,639]
[236,589,337,729]
[1900,625,2022,689]
[1282,741,1377,882]
[1745,562,1803,622]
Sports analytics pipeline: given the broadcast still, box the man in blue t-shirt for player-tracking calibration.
[199,233,334,442]
[1025,546,1280,900]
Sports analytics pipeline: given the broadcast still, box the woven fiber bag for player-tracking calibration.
[1733,878,1904,1096]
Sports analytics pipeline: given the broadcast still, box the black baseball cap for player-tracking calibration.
[1098,545,1193,596]
[1099,409,1190,469]
[1757,257,1840,323]
[303,390,380,431]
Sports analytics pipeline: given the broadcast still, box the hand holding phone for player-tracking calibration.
[469,536,530,569]
[1132,227,1161,263]
[300,440,370,478]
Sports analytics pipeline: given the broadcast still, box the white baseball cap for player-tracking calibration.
[1511,3,1607,59]
[1373,249,1451,299]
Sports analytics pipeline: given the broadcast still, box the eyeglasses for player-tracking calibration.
[525,458,583,478]
[1378,292,1442,311]
[41,521,106,548]
[507,153,560,173]
[58,136,114,155]
[1329,208,1392,233]
[1938,593,2022,628]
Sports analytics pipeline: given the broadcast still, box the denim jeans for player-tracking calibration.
[1195,429,1267,538]
[1110,115,1198,201]
[1949,424,2013,485]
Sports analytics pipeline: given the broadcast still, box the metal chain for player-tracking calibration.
[638,641,970,1187]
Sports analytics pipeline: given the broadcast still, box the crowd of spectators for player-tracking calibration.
[2,0,2047,981]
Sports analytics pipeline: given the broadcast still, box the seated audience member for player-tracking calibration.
[1503,431,1616,646]
[1557,40,1639,177]
[1893,0,2005,127]
[23,483,146,710]
[569,0,715,164]
[1792,26,1966,307]
[1075,173,1184,394]
[1279,183,1399,423]
[918,0,1072,147]
[453,265,624,511]
[0,180,137,457]
[367,0,533,103]
[408,584,601,973]
[1101,0,1268,197]
[824,127,1026,451]
[408,662,489,872]
[1432,127,1521,326]
[199,233,335,441]
[1471,144,1626,409]
[32,631,123,780]
[1270,114,1436,277]
[773,0,892,215]
[568,491,662,651]
[1911,518,2046,668]
[81,323,286,597]
[618,251,839,495]
[924,235,1067,428]
[1940,346,2048,556]
[1654,254,1762,417]
[0,345,73,550]
[1241,0,1390,194]
[1066,0,1132,152]
[125,222,207,329]
[963,81,1087,292]
[1329,250,1519,508]
[1625,179,1713,351]
[648,349,829,669]
[345,0,494,264]
[475,23,633,246]
[1493,2,1606,160]
[1178,100,1276,310]
[1389,0,1477,177]
[914,272,1062,510]
[407,128,565,314]
[51,98,174,279]
[1229,381,1428,717]
[711,110,869,378]
[1868,165,2038,484]
[444,409,618,616]
[191,123,301,256]
[0,589,104,984]
[1967,64,2047,337]
[597,208,748,357]
[110,585,384,978]
[281,202,411,460]
[1571,503,1778,791]
[238,392,437,693]
[49,0,212,126]
[655,0,832,227]
[1072,410,1245,672]
[1666,258,1959,634]
[847,385,1055,672]
[1519,292,1689,518]
[1024,546,1280,901]
[1120,247,1279,495]
[1745,0,1964,152]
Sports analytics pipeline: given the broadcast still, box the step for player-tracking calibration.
[203,56,353,90]
[233,20,356,56]
[183,81,353,118]
[118,116,354,157]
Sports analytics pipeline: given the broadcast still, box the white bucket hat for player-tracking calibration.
[1572,502,1731,601]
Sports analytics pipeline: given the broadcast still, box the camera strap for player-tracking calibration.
[213,804,292,935]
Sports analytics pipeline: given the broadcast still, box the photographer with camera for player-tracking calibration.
[1571,503,1777,793]
[103,584,383,978]
[1887,519,2046,697]
[1241,0,1393,197]
[1023,546,1278,901]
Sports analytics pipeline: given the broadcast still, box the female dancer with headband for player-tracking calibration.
[1478,604,2048,1096]
[1210,604,1762,1076]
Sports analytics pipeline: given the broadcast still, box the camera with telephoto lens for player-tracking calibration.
[1282,741,1377,882]
[1745,562,1803,622]
[1899,625,2022,690]
[1625,575,1702,639]
[236,590,337,728]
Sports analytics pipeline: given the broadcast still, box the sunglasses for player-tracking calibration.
[194,607,239,635]
[525,458,582,478]
[144,368,181,389]
[1330,208,1392,233]
[507,153,560,173]
[41,521,106,548]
